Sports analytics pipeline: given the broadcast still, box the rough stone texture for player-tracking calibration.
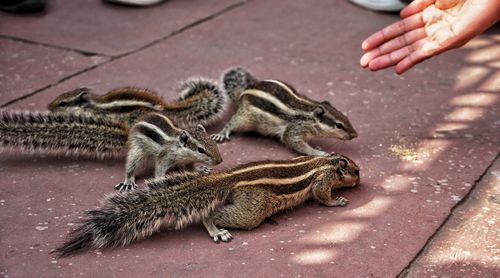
[404,156,500,278]
[0,1,499,277]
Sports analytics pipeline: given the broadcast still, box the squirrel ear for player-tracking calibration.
[196,124,206,133]
[313,106,325,118]
[77,89,90,103]
[179,131,189,145]
[338,158,348,168]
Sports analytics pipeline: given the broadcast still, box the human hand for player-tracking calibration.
[360,0,500,74]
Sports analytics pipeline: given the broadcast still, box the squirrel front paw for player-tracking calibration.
[196,166,212,175]
[211,132,230,143]
[312,146,330,156]
[212,229,232,243]
[114,182,138,192]
[327,196,349,207]
[305,147,329,156]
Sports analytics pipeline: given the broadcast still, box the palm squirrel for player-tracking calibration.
[0,110,222,191]
[47,78,226,128]
[212,67,358,156]
[53,153,360,257]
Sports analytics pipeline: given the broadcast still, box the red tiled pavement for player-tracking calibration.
[0,1,499,277]
[0,0,242,56]
[0,38,107,107]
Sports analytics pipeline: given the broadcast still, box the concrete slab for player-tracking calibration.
[0,0,243,56]
[0,38,107,107]
[403,157,500,278]
[1,0,499,277]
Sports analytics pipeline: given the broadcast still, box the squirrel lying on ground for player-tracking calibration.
[0,110,222,191]
[212,67,358,156]
[53,153,360,257]
[47,78,226,128]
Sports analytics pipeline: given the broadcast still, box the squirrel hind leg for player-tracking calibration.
[202,219,232,243]
[209,190,269,230]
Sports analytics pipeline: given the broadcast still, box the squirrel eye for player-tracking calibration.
[58,101,68,107]
[335,123,344,130]
[197,147,207,154]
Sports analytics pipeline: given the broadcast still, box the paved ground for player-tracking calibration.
[0,0,499,277]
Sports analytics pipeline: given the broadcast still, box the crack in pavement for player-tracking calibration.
[0,0,249,108]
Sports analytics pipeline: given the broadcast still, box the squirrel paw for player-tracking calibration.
[196,166,212,175]
[211,133,230,143]
[313,147,330,156]
[114,182,138,192]
[303,148,329,156]
[213,229,232,243]
[328,196,349,207]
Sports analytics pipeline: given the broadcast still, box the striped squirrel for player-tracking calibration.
[47,78,226,128]
[0,110,222,191]
[212,67,358,156]
[53,153,360,257]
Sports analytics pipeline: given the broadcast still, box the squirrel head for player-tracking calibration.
[48,88,92,112]
[178,124,223,166]
[311,101,358,140]
[326,153,360,189]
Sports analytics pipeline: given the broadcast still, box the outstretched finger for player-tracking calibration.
[360,27,426,67]
[400,0,435,18]
[395,40,435,74]
[367,44,413,71]
[361,13,425,51]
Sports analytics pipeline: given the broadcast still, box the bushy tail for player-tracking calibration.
[221,67,258,103]
[0,110,128,158]
[166,78,227,128]
[53,174,230,257]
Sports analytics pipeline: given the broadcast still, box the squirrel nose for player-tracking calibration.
[214,157,223,165]
[348,131,358,139]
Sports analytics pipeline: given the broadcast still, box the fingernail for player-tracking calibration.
[361,41,369,51]
[360,55,368,67]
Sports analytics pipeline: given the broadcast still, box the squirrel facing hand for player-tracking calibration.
[53,153,360,257]
[47,78,226,128]
[0,110,222,191]
[212,67,358,156]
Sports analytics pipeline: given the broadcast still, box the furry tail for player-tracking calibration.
[221,67,258,103]
[53,174,230,257]
[0,110,128,158]
[167,78,226,128]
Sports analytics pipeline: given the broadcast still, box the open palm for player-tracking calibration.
[360,0,500,74]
